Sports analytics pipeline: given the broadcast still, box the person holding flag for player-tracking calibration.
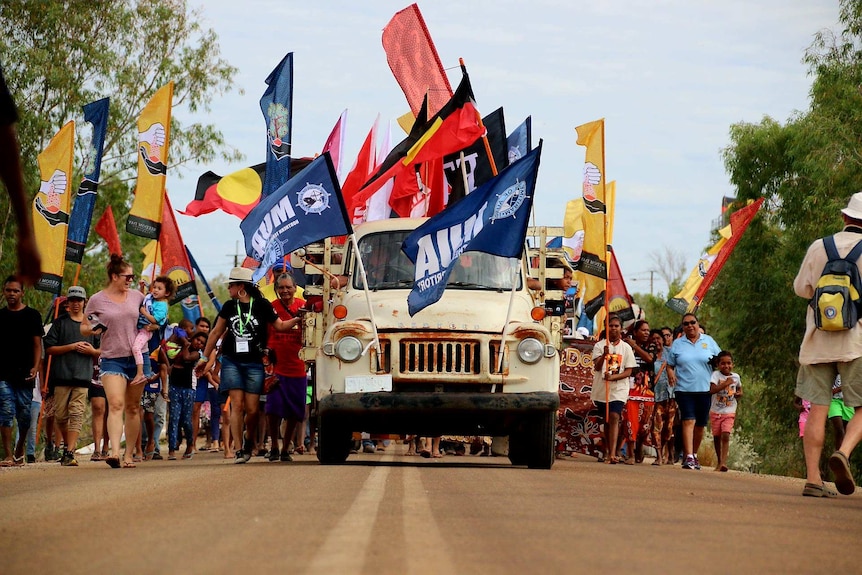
[196,267,304,464]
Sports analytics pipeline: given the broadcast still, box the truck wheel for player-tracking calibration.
[508,433,528,466]
[525,411,556,469]
[316,414,351,464]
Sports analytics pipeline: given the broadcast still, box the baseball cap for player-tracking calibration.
[67,286,86,300]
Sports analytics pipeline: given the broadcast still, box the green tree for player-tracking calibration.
[0,0,240,312]
[714,0,862,478]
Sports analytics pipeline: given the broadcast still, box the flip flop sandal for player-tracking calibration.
[105,457,121,469]
[829,451,856,495]
[182,452,194,459]
[122,460,137,468]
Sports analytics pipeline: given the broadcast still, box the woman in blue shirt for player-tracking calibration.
[666,313,721,470]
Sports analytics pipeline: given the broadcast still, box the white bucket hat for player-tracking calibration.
[226,266,254,284]
[841,192,862,219]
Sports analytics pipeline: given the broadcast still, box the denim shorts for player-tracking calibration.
[675,391,711,426]
[0,380,33,431]
[100,356,138,382]
[219,355,264,395]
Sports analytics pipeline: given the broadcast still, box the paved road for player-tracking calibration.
[1,445,861,574]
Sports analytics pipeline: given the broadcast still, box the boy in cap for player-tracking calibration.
[44,286,100,466]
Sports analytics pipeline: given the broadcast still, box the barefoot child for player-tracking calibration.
[132,276,174,385]
[709,351,742,472]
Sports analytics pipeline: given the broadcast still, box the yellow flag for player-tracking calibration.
[32,121,75,294]
[667,224,731,314]
[128,82,173,239]
[141,239,162,284]
[567,119,607,315]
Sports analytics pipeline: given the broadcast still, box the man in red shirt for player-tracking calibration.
[265,272,307,462]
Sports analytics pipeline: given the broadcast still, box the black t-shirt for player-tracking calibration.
[0,306,43,386]
[170,355,197,389]
[217,298,277,363]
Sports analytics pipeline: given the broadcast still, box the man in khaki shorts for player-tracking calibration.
[794,192,862,497]
[44,286,100,466]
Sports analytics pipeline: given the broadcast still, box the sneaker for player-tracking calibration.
[280,451,293,462]
[802,482,838,498]
[25,454,35,464]
[268,448,280,462]
[362,443,375,453]
[234,450,247,464]
[60,451,78,467]
[242,449,252,463]
[151,452,163,460]
[682,455,696,470]
[693,456,701,470]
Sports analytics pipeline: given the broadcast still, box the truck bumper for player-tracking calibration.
[317,391,560,437]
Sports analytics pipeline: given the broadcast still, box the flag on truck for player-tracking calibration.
[443,106,507,206]
[240,152,351,282]
[382,3,453,117]
[127,82,173,239]
[66,97,109,263]
[32,121,75,294]
[353,72,484,210]
[260,53,294,198]
[402,143,542,316]
[506,116,531,165]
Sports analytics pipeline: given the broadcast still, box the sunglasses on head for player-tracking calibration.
[682,320,697,326]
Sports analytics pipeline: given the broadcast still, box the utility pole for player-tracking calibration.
[650,270,654,296]
[228,241,242,267]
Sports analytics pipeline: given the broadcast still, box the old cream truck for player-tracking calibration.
[297,218,560,468]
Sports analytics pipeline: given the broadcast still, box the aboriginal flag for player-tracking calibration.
[181,158,312,220]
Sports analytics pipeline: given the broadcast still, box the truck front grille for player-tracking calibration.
[399,339,480,375]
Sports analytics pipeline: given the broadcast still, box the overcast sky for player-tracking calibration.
[173,0,840,297]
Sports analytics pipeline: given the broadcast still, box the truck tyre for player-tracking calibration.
[508,432,528,466]
[316,414,351,464]
[525,411,556,469]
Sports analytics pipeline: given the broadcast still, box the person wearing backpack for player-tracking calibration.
[794,192,862,498]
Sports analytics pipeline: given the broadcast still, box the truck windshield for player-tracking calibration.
[353,231,522,291]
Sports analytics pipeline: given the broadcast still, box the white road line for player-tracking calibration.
[305,458,393,575]
[402,465,456,574]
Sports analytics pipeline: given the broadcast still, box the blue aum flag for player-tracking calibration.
[402,142,543,316]
[260,52,293,199]
[240,152,351,281]
[506,116,531,167]
[186,245,222,312]
[66,97,110,263]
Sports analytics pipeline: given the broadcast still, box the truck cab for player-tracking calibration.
[305,218,560,468]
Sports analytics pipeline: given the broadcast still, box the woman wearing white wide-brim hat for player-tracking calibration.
[196,267,300,463]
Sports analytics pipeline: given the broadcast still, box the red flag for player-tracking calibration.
[158,194,196,303]
[94,206,122,256]
[321,109,347,181]
[341,118,378,224]
[606,247,635,323]
[353,73,483,208]
[389,156,448,218]
[692,197,765,308]
[382,3,453,116]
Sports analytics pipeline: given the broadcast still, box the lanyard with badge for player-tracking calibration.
[235,298,254,353]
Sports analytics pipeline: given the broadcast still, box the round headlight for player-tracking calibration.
[334,336,363,362]
[517,337,544,364]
